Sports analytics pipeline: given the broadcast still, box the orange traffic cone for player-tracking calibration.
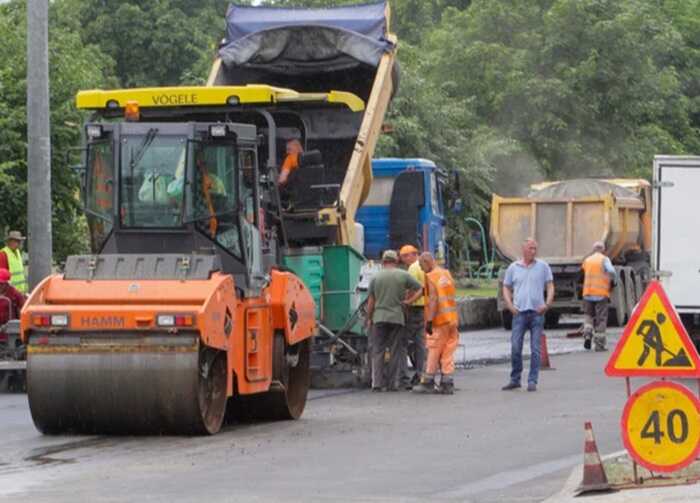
[575,422,611,495]
[540,332,554,370]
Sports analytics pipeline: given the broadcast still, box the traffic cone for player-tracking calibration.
[575,422,611,495]
[540,332,554,370]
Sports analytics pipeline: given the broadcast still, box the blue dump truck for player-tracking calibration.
[356,158,448,262]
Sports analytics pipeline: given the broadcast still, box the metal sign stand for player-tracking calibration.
[625,376,640,485]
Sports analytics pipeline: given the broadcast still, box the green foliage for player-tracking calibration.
[57,0,229,87]
[0,0,112,262]
[424,0,699,185]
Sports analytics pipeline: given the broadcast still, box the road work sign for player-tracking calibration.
[621,381,700,473]
[605,281,700,377]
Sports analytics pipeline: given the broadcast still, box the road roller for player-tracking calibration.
[15,84,376,434]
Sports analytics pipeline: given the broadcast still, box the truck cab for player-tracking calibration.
[356,158,447,261]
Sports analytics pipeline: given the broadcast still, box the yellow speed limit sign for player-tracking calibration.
[622,381,700,472]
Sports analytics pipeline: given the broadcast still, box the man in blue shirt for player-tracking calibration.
[501,239,555,392]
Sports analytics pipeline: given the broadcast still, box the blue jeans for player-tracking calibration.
[510,310,544,385]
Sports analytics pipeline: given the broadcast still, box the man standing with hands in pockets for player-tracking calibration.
[501,239,554,392]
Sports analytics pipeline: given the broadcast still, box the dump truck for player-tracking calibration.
[490,179,652,329]
[20,2,397,433]
[356,158,447,261]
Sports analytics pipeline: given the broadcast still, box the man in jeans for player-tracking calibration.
[501,239,554,392]
[366,250,423,391]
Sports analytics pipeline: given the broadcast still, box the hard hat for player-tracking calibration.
[382,249,399,262]
[399,245,418,256]
[0,269,10,283]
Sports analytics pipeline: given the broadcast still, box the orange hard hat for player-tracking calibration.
[399,245,419,256]
[0,269,10,283]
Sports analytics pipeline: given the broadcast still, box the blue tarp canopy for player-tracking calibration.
[219,1,392,74]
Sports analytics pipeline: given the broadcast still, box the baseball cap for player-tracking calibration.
[382,249,399,262]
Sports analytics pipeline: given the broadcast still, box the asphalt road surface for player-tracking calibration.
[0,326,634,503]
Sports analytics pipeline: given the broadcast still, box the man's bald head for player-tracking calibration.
[522,238,538,263]
[418,252,436,273]
[592,241,605,253]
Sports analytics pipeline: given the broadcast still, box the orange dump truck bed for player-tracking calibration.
[490,179,651,265]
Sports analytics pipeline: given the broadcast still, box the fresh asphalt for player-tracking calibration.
[0,325,629,502]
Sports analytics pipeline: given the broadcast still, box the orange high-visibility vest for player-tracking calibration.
[427,267,458,326]
[582,252,611,298]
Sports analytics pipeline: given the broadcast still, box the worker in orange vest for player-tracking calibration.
[581,241,617,351]
[277,139,304,186]
[412,252,459,395]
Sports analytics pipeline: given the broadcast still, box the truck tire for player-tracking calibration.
[544,312,561,329]
[501,310,513,331]
[608,274,627,327]
[624,268,637,319]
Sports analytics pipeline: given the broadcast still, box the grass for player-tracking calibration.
[455,279,498,298]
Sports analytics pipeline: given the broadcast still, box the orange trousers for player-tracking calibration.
[424,322,459,376]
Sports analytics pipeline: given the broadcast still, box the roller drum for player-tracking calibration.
[26,334,226,435]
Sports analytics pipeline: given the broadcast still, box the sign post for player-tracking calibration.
[605,281,700,482]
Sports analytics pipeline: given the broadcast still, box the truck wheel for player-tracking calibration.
[544,312,561,329]
[501,310,513,330]
[680,314,700,354]
[608,277,627,327]
[624,268,637,319]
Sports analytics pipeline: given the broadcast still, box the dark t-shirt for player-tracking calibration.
[368,268,422,326]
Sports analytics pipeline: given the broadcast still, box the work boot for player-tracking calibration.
[437,378,454,395]
[501,382,521,391]
[583,337,592,351]
[412,379,437,394]
[594,335,607,352]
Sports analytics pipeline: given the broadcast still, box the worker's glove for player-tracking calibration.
[426,321,433,335]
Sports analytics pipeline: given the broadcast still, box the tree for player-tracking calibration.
[0,0,113,262]
[423,0,698,183]
[57,0,230,87]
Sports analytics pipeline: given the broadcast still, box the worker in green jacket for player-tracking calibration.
[0,231,27,294]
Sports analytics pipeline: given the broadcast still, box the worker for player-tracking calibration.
[581,241,616,352]
[412,252,459,395]
[0,231,27,294]
[277,139,304,186]
[501,238,554,392]
[140,147,186,204]
[0,268,25,326]
[366,249,423,391]
[398,244,426,388]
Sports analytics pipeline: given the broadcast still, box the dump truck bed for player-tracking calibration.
[490,179,650,265]
[209,1,398,248]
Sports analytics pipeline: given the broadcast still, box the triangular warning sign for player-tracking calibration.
[605,280,700,377]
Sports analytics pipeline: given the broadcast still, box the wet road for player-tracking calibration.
[0,328,629,503]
